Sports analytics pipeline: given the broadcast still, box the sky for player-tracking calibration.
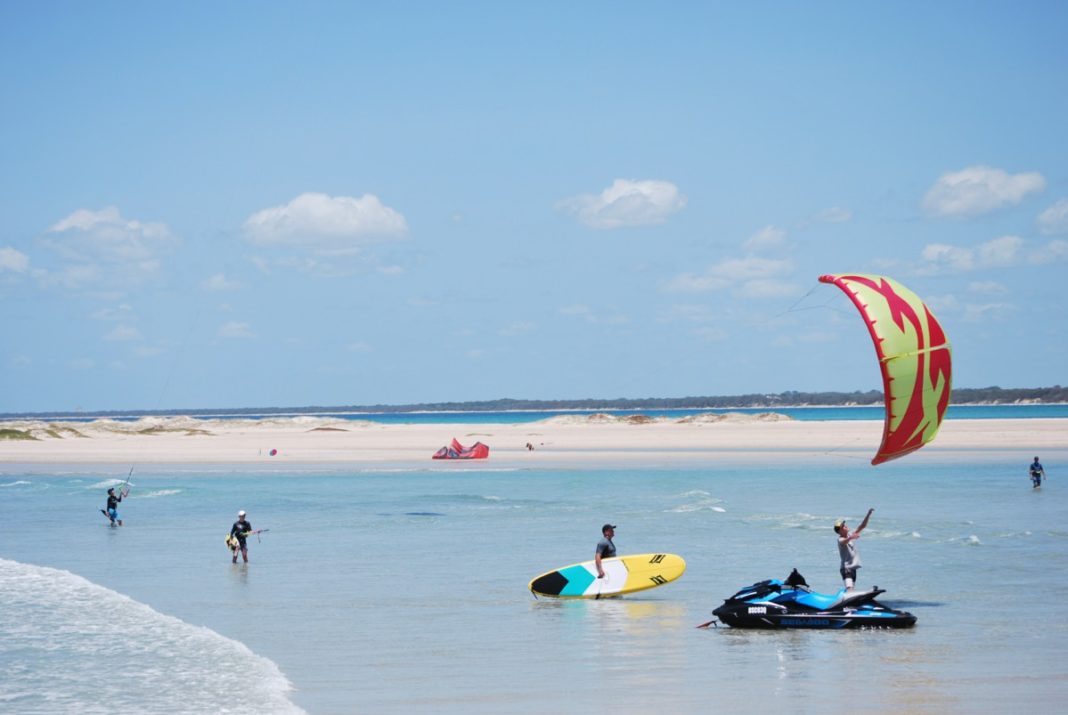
[1,2,1066,413]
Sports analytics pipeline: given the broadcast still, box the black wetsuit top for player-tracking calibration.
[107,493,122,510]
[230,519,251,546]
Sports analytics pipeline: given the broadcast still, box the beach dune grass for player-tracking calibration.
[135,425,213,437]
[0,428,37,441]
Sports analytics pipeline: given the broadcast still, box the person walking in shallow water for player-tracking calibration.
[230,510,251,563]
[595,524,617,578]
[1029,456,1045,488]
[834,508,873,591]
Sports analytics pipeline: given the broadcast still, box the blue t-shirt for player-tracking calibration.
[596,537,616,559]
[1030,460,1044,475]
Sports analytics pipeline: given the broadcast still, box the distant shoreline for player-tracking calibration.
[3,399,1067,422]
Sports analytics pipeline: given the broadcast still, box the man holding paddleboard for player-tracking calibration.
[595,524,617,578]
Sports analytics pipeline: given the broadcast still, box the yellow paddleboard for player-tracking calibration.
[529,553,686,598]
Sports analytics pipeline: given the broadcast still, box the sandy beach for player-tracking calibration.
[2,413,1065,468]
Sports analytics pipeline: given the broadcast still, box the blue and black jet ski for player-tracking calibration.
[711,569,916,629]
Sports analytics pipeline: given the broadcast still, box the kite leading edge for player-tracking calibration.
[819,274,952,465]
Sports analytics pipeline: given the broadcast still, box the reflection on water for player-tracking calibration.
[529,597,691,696]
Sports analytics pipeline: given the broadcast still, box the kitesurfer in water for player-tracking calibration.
[595,524,617,578]
[834,509,873,591]
[1029,456,1045,488]
[105,487,123,526]
[230,510,251,563]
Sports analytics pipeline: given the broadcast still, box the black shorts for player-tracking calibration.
[840,566,858,581]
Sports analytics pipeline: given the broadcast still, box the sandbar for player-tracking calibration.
[1,413,1065,471]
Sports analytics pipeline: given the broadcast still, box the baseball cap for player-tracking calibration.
[834,519,845,529]
[602,523,617,532]
[238,510,246,517]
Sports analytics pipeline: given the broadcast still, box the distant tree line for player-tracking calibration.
[3,385,1065,419]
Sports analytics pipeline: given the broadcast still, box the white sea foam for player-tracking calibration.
[667,492,727,513]
[86,478,126,489]
[0,480,31,487]
[136,489,182,498]
[0,558,304,714]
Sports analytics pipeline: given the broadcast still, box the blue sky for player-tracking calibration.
[2,2,1066,413]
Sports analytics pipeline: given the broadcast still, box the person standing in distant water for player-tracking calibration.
[595,524,617,579]
[1029,456,1045,488]
[834,508,873,591]
[105,487,123,526]
[230,510,251,563]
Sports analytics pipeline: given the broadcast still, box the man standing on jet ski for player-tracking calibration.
[834,508,873,591]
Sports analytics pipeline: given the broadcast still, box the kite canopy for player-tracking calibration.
[432,438,490,460]
[819,274,952,465]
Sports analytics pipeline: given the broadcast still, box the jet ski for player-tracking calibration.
[710,569,916,629]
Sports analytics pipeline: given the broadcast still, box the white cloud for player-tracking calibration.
[45,206,174,262]
[243,192,407,247]
[925,293,961,313]
[1037,198,1068,235]
[737,279,803,299]
[218,321,255,339]
[812,207,852,224]
[919,235,1022,274]
[963,303,1014,322]
[35,264,103,289]
[104,325,142,341]
[665,272,730,292]
[37,206,175,289]
[922,165,1045,217]
[920,243,974,272]
[92,304,135,321]
[1031,239,1068,264]
[742,225,787,252]
[667,257,792,293]
[968,281,1007,294]
[557,179,686,229]
[201,273,240,291]
[0,246,29,273]
[560,304,593,319]
[558,304,628,325]
[978,235,1023,265]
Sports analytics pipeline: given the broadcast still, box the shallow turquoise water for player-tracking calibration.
[2,455,1067,713]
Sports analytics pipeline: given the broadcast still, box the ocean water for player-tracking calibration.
[2,455,1067,713]
[10,402,1068,424]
